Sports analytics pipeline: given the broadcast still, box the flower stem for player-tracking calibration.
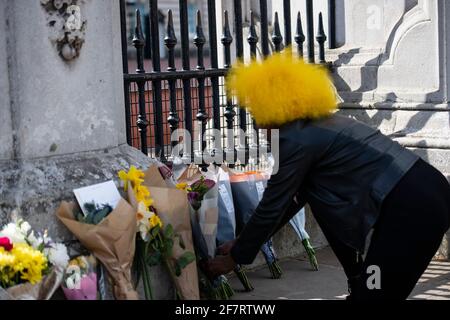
[234,266,254,292]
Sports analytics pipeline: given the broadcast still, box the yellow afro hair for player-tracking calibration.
[226,49,338,127]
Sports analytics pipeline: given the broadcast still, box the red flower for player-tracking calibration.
[0,237,13,251]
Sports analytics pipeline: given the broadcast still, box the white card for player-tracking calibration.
[218,184,234,214]
[73,181,122,216]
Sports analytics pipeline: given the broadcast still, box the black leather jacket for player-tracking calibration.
[231,114,419,265]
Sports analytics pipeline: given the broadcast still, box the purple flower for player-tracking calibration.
[187,191,200,203]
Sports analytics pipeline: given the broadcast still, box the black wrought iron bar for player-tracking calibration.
[179,0,193,161]
[233,0,244,59]
[248,11,260,164]
[194,11,208,168]
[233,0,247,165]
[119,0,131,146]
[259,0,270,57]
[149,0,165,160]
[164,10,179,151]
[207,0,221,137]
[124,69,228,82]
[283,0,292,47]
[144,13,152,59]
[248,11,259,58]
[328,0,337,49]
[295,12,306,58]
[316,12,327,64]
[272,12,283,52]
[132,9,149,155]
[222,10,236,167]
[306,0,315,63]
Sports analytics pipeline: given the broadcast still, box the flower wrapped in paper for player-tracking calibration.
[119,165,198,300]
[207,165,254,292]
[61,255,98,300]
[56,193,139,300]
[0,219,69,300]
[176,165,235,300]
[229,171,283,279]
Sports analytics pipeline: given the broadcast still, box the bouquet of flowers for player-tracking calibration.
[0,219,69,300]
[209,165,254,292]
[56,181,139,300]
[118,166,196,300]
[61,255,98,300]
[290,209,319,271]
[177,166,234,300]
[230,171,283,279]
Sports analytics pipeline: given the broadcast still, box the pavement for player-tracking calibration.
[230,247,450,300]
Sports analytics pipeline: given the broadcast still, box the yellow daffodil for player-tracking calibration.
[134,185,154,209]
[150,215,163,229]
[118,166,145,191]
[176,182,188,191]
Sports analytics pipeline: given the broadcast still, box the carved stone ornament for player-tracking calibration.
[40,0,87,61]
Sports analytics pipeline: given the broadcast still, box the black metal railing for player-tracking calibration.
[120,0,335,167]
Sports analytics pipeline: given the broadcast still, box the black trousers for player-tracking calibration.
[324,159,450,300]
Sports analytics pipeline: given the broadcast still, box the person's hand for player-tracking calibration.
[205,255,237,278]
[216,239,237,256]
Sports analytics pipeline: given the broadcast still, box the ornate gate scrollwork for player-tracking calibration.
[40,0,87,61]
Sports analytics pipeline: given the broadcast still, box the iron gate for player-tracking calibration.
[120,0,336,167]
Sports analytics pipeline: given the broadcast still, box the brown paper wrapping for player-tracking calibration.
[0,267,63,300]
[56,199,139,300]
[142,164,200,300]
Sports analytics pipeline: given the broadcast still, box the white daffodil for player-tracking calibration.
[136,202,155,241]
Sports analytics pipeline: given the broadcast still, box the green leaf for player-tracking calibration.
[174,262,182,277]
[164,224,174,239]
[151,225,160,238]
[164,238,174,255]
[177,235,186,250]
[146,252,162,266]
[176,251,196,270]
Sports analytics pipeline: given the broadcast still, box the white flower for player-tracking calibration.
[45,243,70,269]
[0,223,26,244]
[65,265,82,290]
[28,232,43,249]
[18,220,32,235]
[136,202,155,241]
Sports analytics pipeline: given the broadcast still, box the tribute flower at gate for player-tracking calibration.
[0,219,69,300]
[119,166,196,300]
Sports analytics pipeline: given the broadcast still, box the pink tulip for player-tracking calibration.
[62,273,97,300]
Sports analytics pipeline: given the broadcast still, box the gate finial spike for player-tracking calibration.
[316,12,327,64]
[164,10,177,47]
[132,9,145,47]
[295,11,306,58]
[272,12,283,52]
[194,10,206,47]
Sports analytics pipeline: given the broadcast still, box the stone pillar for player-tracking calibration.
[0,0,171,298]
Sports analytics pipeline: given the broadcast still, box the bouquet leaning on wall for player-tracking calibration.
[56,187,139,300]
[0,219,69,300]
[118,164,198,300]
[176,164,234,300]
[208,165,254,292]
[230,170,283,279]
